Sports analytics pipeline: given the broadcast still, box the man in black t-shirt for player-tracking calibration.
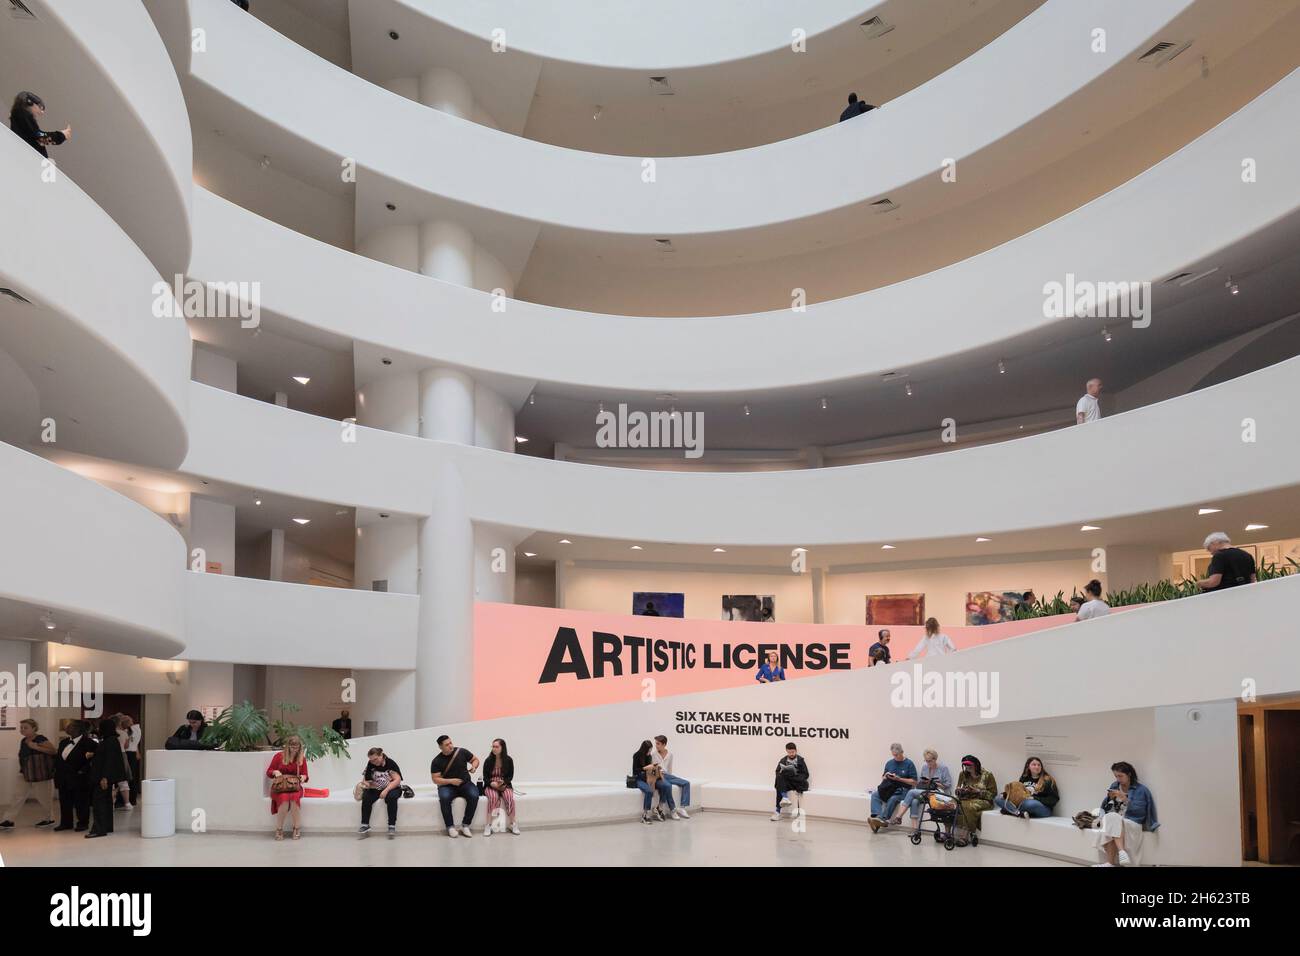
[430,735,480,837]
[1197,533,1257,593]
[359,747,402,834]
[331,710,352,740]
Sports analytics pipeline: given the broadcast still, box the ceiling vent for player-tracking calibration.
[654,238,675,252]
[1176,266,1220,287]
[859,16,895,39]
[1163,272,1192,284]
[1137,40,1192,67]
[7,0,35,18]
[870,198,898,214]
[648,76,675,95]
[0,287,32,304]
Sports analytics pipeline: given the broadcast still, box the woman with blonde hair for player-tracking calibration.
[266,734,309,840]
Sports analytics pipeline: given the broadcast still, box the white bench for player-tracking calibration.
[977,811,1160,865]
[701,783,872,821]
[264,781,707,832]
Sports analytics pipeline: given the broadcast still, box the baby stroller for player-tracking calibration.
[909,789,961,851]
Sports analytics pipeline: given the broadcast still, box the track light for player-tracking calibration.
[820,397,828,410]
[1102,327,1113,343]
[1226,276,1239,295]
[743,404,751,416]
[528,393,535,405]
[905,382,913,397]
[997,359,1006,375]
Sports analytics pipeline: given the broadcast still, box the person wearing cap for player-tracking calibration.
[953,754,996,846]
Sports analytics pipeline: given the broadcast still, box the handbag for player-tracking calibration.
[625,775,637,789]
[400,784,414,799]
[353,780,366,801]
[271,774,301,793]
[1072,809,1099,829]
[1003,780,1030,811]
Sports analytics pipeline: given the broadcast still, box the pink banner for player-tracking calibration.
[472,603,1094,719]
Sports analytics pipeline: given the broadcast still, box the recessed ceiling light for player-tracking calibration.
[293,376,310,385]
[975,537,991,542]
[1244,523,1268,531]
[630,545,643,551]
[905,382,913,397]
[515,436,529,444]
[559,538,572,544]
[742,404,751,416]
[292,518,311,525]
[385,203,396,212]
[528,394,535,405]
[1081,525,1101,532]
[388,30,399,40]
[1197,508,1221,515]
[523,552,537,558]
[997,359,1006,375]
[1102,327,1113,343]
[713,548,727,553]
[820,397,829,410]
[881,544,896,550]
[254,498,262,506]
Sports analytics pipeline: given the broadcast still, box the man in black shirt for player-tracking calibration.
[1198,532,1257,592]
[331,710,352,739]
[430,735,479,837]
[868,629,892,666]
[838,92,876,123]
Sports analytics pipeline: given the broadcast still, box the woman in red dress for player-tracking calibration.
[266,735,308,841]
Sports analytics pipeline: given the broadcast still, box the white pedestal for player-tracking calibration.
[140,777,176,838]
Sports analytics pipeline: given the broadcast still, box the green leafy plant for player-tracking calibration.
[202,700,271,752]
[270,700,350,761]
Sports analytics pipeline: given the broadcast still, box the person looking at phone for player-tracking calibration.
[358,747,402,835]
[868,743,917,832]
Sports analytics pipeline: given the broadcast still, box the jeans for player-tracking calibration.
[361,787,400,826]
[661,774,691,808]
[637,778,672,812]
[776,788,805,811]
[871,788,906,820]
[902,788,932,819]
[995,795,1051,818]
[437,782,479,827]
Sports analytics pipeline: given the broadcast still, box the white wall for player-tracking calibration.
[354,520,419,595]
[182,570,418,669]
[188,495,236,574]
[192,343,238,392]
[264,665,351,732]
[563,564,816,622]
[826,553,1100,626]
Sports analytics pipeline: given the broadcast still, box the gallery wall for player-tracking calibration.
[558,551,1102,626]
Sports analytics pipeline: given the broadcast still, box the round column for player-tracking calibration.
[418,366,475,444]
[418,66,474,120]
[418,219,474,286]
[417,457,474,726]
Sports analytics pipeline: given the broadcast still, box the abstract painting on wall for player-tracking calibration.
[722,594,775,622]
[865,593,925,626]
[632,592,685,618]
[965,590,1029,626]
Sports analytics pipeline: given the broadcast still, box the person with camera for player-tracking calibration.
[771,742,810,821]
[892,748,953,827]
[953,755,996,846]
[867,742,918,832]
[1085,761,1159,866]
[358,747,402,835]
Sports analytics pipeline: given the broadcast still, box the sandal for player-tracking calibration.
[292,828,301,840]
[275,829,284,841]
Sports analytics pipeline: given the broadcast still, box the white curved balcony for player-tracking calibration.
[0,133,191,468]
[188,65,1300,396]
[0,0,192,278]
[178,353,1300,552]
[181,0,1296,251]
[0,443,186,659]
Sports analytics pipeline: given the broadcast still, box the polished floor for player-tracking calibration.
[0,805,1076,867]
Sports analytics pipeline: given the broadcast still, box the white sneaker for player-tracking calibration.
[447,826,459,838]
[1091,862,1115,867]
[509,823,521,835]
[483,826,492,837]
[459,824,473,838]
[677,808,691,819]
[770,811,782,821]
[779,797,792,807]
[654,806,666,821]
[1117,850,1132,866]
[671,810,682,820]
